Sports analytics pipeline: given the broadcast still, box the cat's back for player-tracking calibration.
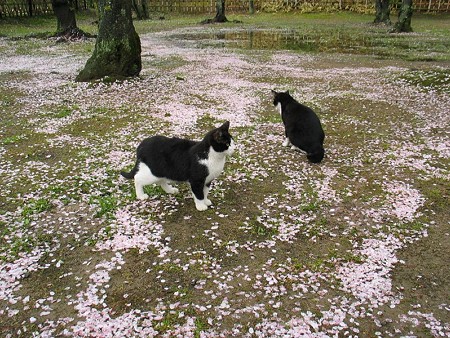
[136,135,198,180]
[283,100,321,126]
[137,135,195,154]
[283,99,325,145]
[137,135,198,166]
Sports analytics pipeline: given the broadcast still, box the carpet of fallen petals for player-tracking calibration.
[0,23,449,337]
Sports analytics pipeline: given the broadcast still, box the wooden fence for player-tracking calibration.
[0,0,449,18]
[0,0,52,17]
[0,0,95,18]
[142,0,450,13]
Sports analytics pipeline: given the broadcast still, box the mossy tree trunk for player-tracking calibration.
[374,0,391,25]
[393,0,413,32]
[76,0,142,82]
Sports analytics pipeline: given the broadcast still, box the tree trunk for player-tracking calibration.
[374,0,391,25]
[214,0,228,22]
[201,0,228,24]
[393,0,413,32]
[75,0,142,82]
[132,0,149,20]
[52,0,78,32]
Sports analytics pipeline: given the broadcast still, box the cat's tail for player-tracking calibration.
[307,146,324,163]
[120,160,139,179]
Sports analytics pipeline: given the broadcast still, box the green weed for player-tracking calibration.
[394,221,426,232]
[143,185,165,197]
[53,106,74,118]
[1,134,26,145]
[8,236,35,257]
[341,252,364,264]
[301,201,320,212]
[156,262,184,273]
[21,198,53,219]
[91,195,118,218]
[194,317,209,338]
[249,219,278,237]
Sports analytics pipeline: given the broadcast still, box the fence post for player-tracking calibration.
[249,0,254,13]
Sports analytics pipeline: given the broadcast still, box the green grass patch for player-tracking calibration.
[21,198,53,219]
[90,195,118,218]
[252,222,278,237]
[149,55,189,71]
[398,68,450,94]
[194,317,209,338]
[196,113,219,130]
[53,105,75,118]
[1,134,26,145]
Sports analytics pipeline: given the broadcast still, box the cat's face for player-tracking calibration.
[271,89,291,106]
[211,121,235,155]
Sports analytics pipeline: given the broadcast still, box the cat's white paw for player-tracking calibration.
[136,193,149,200]
[165,186,179,194]
[195,201,208,211]
[282,138,290,147]
[205,198,212,206]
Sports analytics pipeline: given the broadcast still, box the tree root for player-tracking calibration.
[200,16,242,24]
[52,27,95,42]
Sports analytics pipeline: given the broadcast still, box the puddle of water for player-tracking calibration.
[170,29,375,53]
[169,29,450,61]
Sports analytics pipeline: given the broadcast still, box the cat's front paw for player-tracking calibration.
[204,198,212,206]
[136,193,149,200]
[282,138,290,147]
[195,201,208,211]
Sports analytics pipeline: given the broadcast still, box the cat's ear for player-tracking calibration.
[213,122,230,143]
[285,90,290,95]
[271,89,277,97]
[221,121,230,131]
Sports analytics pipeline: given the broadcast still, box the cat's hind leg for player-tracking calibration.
[282,137,291,147]
[288,135,308,154]
[283,137,303,152]
[134,162,158,200]
[291,145,306,153]
[160,180,179,194]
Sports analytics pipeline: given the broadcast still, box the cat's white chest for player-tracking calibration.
[199,147,226,184]
[275,102,283,116]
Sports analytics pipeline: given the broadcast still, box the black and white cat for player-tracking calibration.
[272,90,325,163]
[121,121,235,211]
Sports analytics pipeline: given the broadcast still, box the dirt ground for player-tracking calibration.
[0,13,449,337]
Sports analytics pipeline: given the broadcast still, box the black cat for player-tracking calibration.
[121,121,235,211]
[272,90,325,163]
